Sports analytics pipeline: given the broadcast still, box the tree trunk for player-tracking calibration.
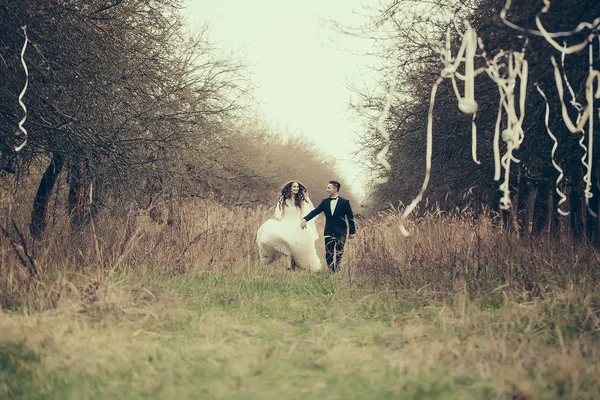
[30,153,64,238]
[531,181,551,237]
[67,158,91,230]
[516,171,532,236]
[570,188,585,239]
[596,168,600,247]
[166,185,180,227]
[568,162,586,239]
[503,166,524,235]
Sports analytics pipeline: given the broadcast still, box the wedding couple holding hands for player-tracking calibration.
[257,180,356,273]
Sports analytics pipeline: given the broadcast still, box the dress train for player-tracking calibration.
[256,198,322,272]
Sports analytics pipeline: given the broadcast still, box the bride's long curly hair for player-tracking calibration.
[277,181,309,211]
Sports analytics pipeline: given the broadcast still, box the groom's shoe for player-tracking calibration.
[287,258,298,271]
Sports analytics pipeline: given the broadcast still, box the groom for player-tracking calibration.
[301,180,356,272]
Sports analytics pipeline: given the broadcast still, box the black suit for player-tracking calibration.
[303,196,356,272]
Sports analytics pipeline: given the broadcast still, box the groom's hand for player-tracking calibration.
[300,219,307,229]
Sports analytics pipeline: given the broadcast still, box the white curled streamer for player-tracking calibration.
[15,25,29,152]
[394,0,600,234]
[551,57,589,133]
[398,22,484,236]
[503,0,600,217]
[505,54,527,209]
[484,48,528,209]
[561,47,583,114]
[500,0,600,40]
[584,42,600,217]
[464,23,481,165]
[535,84,569,216]
[471,112,479,165]
[535,2,598,55]
[551,40,600,217]
[399,76,443,237]
[444,22,481,115]
[493,90,505,181]
[503,0,600,216]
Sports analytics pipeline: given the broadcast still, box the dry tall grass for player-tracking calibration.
[351,206,600,295]
[1,193,599,308]
[1,194,599,398]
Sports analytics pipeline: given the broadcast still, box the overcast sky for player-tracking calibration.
[185,0,379,200]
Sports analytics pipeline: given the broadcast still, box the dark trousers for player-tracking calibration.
[325,235,346,272]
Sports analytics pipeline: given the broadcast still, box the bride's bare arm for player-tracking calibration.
[304,197,318,220]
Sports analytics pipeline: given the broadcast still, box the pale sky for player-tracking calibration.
[185,0,378,200]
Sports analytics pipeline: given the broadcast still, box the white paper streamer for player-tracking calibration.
[500,0,600,40]
[502,0,599,216]
[535,84,569,216]
[399,76,443,237]
[398,21,486,236]
[391,1,600,234]
[15,25,29,152]
[584,43,599,217]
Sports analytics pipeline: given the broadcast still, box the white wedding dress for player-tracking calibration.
[257,198,323,272]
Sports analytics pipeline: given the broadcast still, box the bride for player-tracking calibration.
[257,181,322,272]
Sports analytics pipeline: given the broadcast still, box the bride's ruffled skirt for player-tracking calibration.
[256,219,322,272]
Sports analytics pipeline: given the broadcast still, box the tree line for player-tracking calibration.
[0,0,354,240]
[352,0,600,242]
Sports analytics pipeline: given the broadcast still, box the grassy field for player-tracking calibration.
[1,200,599,399]
[1,265,599,400]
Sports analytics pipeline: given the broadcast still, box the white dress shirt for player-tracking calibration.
[330,196,339,215]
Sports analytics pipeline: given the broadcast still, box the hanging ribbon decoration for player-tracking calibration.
[501,0,600,217]
[15,25,29,152]
[394,1,600,235]
[535,84,569,216]
[399,20,486,236]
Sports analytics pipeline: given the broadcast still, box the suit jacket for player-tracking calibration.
[303,196,356,238]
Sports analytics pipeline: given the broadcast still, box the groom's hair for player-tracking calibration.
[329,180,341,191]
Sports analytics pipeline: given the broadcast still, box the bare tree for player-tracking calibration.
[0,0,249,236]
[347,0,600,241]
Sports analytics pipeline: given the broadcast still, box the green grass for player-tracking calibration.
[1,265,599,399]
